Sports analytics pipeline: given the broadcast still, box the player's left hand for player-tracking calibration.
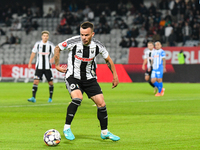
[112,77,119,89]
[164,68,167,73]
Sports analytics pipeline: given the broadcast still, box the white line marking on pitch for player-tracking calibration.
[0,103,68,108]
[0,98,199,108]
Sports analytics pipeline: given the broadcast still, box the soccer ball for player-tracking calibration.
[43,129,61,146]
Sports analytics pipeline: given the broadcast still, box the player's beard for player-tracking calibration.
[83,39,91,46]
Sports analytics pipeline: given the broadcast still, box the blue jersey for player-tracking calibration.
[152,49,166,70]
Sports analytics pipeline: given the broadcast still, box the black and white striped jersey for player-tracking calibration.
[32,40,55,70]
[58,35,109,80]
[144,48,155,68]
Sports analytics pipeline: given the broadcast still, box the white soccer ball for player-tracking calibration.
[43,129,61,146]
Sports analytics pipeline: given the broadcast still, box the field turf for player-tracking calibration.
[0,82,200,150]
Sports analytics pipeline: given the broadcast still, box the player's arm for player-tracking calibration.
[162,58,166,73]
[50,56,54,64]
[105,55,119,89]
[142,58,147,70]
[28,52,35,69]
[54,45,67,73]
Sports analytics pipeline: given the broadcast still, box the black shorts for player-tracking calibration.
[34,69,53,81]
[65,76,102,98]
[145,67,153,76]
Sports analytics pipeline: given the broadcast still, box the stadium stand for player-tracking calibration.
[0,0,200,65]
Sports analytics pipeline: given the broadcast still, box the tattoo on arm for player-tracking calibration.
[106,60,113,73]
[54,46,60,66]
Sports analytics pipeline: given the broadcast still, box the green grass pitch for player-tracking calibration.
[0,82,200,150]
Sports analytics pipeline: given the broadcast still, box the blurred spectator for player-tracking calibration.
[165,24,173,43]
[148,3,156,15]
[117,3,128,16]
[128,4,136,15]
[152,31,161,42]
[182,22,192,45]
[142,35,150,47]
[0,28,6,35]
[139,3,148,15]
[126,27,139,38]
[159,0,169,10]
[87,10,94,21]
[60,16,66,26]
[128,38,138,47]
[10,20,22,31]
[191,24,199,40]
[94,6,101,17]
[5,17,12,27]
[159,18,166,27]
[168,29,176,46]
[138,27,147,38]
[94,24,100,34]
[104,6,111,16]
[178,49,186,64]
[24,18,32,35]
[32,21,39,30]
[113,20,119,29]
[68,2,78,12]
[10,33,16,44]
[103,23,111,34]
[119,20,128,29]
[119,37,128,48]
[30,2,38,16]
[45,7,54,18]
[82,5,91,17]
[65,25,73,34]
[134,13,145,25]
[158,25,165,43]
[15,36,21,44]
[99,14,107,25]
[174,23,183,42]
[154,13,161,24]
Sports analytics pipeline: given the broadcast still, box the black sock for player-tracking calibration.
[65,98,82,125]
[148,80,155,88]
[97,106,108,130]
[49,85,54,99]
[32,84,38,98]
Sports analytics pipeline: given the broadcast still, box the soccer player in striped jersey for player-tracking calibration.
[151,41,166,96]
[142,41,157,93]
[54,21,120,141]
[27,31,55,103]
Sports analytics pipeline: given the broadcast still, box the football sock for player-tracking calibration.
[101,129,108,135]
[153,81,159,88]
[49,85,54,98]
[97,106,108,130]
[32,84,38,98]
[148,80,155,88]
[64,124,71,130]
[65,98,82,125]
[158,82,163,93]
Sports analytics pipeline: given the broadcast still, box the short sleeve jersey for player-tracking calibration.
[151,49,166,70]
[144,48,155,68]
[58,35,109,80]
[32,40,55,70]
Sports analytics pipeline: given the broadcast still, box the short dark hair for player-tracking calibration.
[80,21,94,31]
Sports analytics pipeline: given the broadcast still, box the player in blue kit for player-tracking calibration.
[151,41,166,96]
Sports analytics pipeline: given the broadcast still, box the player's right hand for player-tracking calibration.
[142,65,145,70]
[56,65,67,73]
[28,63,32,69]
